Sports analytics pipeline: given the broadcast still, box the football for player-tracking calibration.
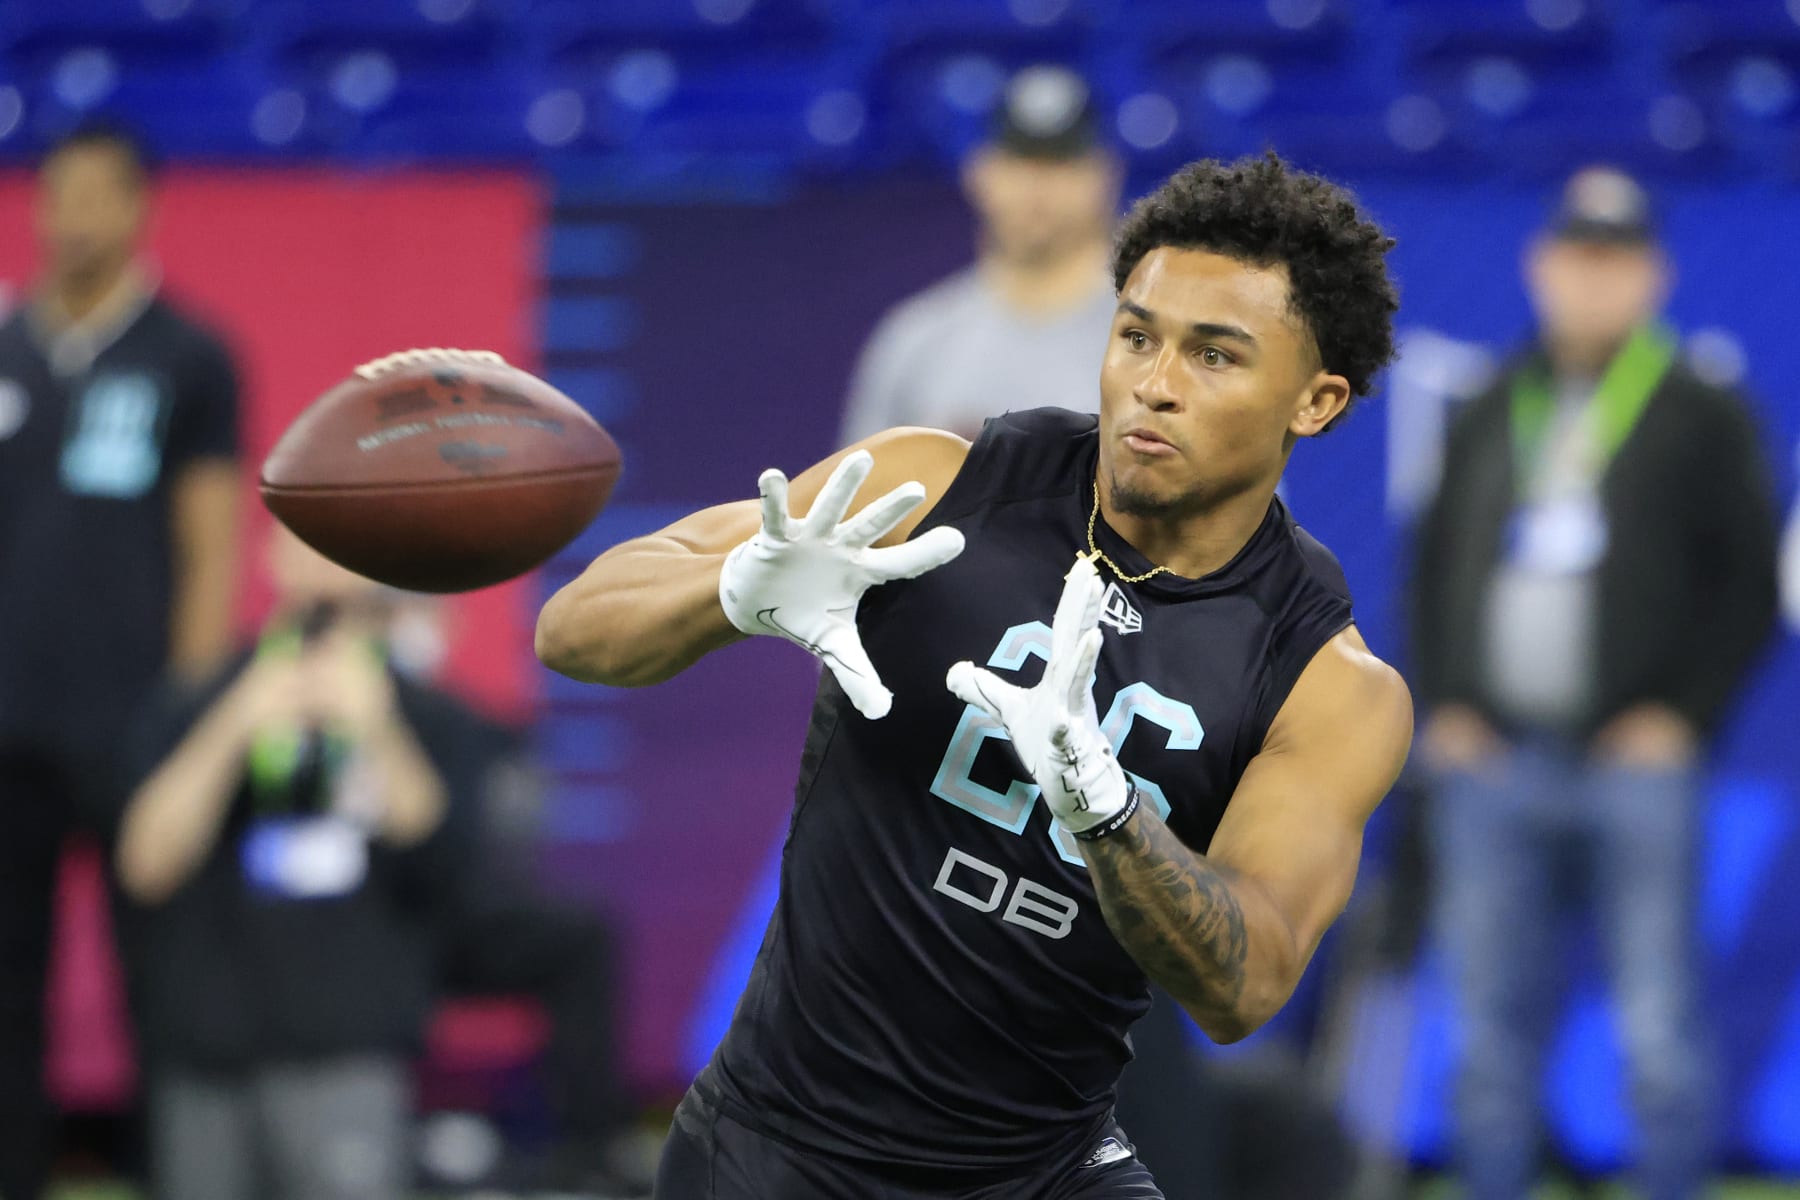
[261,348,621,592]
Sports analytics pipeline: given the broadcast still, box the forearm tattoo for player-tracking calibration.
[1081,806,1249,1030]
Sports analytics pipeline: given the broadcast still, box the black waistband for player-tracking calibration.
[690,1068,1120,1191]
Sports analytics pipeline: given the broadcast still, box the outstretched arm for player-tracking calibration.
[1080,627,1412,1040]
[535,427,968,694]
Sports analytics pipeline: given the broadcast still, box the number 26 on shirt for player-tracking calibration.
[928,620,1204,867]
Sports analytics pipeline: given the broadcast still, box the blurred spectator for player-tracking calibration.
[0,122,241,1200]
[838,65,1121,444]
[1408,165,1779,1200]
[111,529,476,1200]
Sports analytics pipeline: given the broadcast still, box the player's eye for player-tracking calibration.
[1123,330,1150,351]
[1198,346,1233,367]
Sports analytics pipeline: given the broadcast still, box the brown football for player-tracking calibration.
[260,349,621,592]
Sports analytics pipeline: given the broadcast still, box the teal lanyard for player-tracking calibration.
[1509,324,1675,495]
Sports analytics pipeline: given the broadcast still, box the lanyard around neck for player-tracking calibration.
[245,625,381,812]
[1509,324,1674,489]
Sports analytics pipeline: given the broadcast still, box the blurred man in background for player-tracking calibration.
[1409,165,1779,1200]
[839,64,1121,444]
[0,122,241,1200]
[112,529,476,1200]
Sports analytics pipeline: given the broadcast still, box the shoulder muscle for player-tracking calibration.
[1264,627,1413,799]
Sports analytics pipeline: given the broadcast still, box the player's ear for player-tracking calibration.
[1290,372,1351,438]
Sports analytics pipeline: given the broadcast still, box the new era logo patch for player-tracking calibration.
[1079,1136,1133,1169]
[1099,581,1142,635]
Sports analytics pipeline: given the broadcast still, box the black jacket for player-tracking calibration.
[113,652,484,1071]
[1408,344,1780,739]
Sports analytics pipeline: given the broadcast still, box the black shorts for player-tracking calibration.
[654,1088,1164,1200]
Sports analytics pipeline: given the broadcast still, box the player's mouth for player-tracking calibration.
[1121,427,1179,457]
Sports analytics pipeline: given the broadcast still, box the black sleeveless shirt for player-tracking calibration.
[702,409,1354,1179]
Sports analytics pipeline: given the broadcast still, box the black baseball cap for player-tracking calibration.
[990,65,1102,160]
[1546,165,1657,246]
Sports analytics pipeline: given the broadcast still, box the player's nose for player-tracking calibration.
[1132,344,1183,412]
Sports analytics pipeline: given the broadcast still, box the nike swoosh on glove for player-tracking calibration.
[719,449,965,719]
[945,555,1130,833]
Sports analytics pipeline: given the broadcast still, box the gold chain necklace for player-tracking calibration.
[1084,484,1171,584]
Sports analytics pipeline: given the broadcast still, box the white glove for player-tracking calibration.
[719,450,965,719]
[946,555,1133,835]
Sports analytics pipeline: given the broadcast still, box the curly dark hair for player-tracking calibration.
[1112,152,1398,423]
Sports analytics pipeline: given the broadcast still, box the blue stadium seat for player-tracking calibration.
[1150,52,1390,122]
[528,0,865,166]
[1394,0,1613,72]
[1129,0,1352,65]
[0,0,235,61]
[535,43,871,168]
[252,59,542,159]
[133,93,307,159]
[626,75,867,163]
[0,0,1788,180]
[865,0,1100,47]
[877,46,1117,166]
[1250,102,1490,180]
[1412,56,1652,131]
[527,0,841,66]
[1065,52,1484,179]
[256,0,517,71]
[867,0,1098,161]
[1659,2,1800,106]
[0,0,246,149]
[1466,90,1736,179]
[3,43,272,157]
[345,80,542,161]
